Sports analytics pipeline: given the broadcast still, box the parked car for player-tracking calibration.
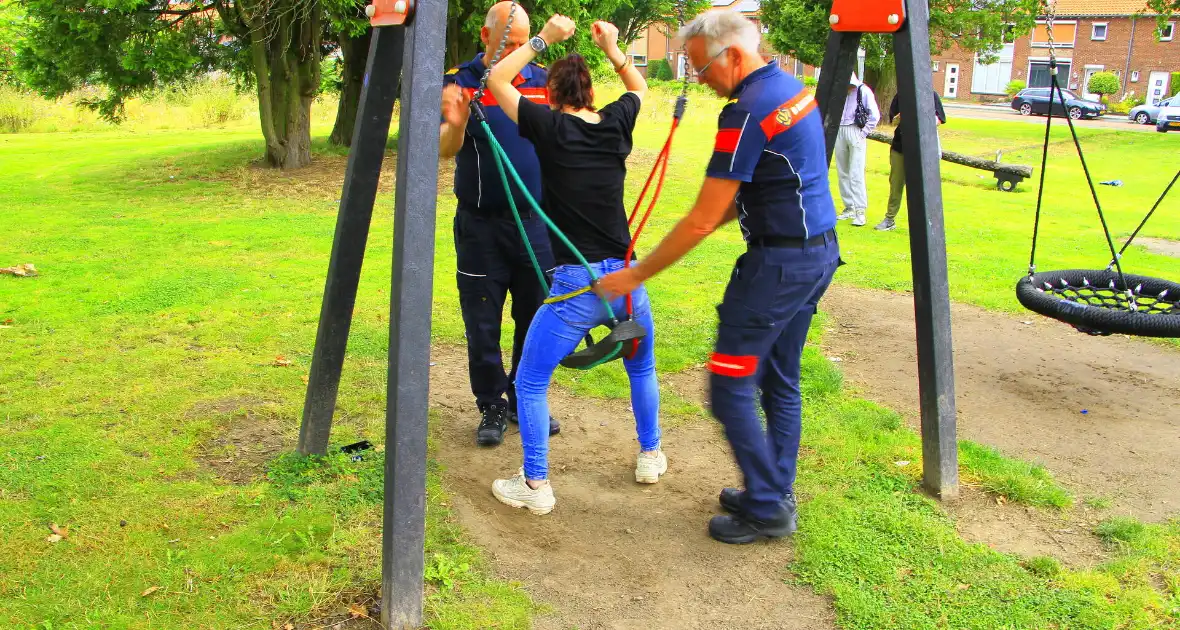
[1010,87,1106,120]
[1155,101,1180,132]
[1129,96,1177,125]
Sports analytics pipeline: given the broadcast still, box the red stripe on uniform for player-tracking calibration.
[714,128,741,153]
[461,87,549,108]
[708,353,759,377]
[759,91,818,139]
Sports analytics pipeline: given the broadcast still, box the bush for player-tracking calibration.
[189,77,243,127]
[1005,79,1026,97]
[1171,72,1180,100]
[1108,92,1145,115]
[589,61,619,86]
[803,76,818,88]
[320,55,342,95]
[648,58,674,81]
[1086,71,1120,103]
[0,86,39,133]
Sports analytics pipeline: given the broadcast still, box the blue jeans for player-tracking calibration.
[515,258,661,481]
[708,234,841,520]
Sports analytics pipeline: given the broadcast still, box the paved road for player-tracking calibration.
[944,102,1167,133]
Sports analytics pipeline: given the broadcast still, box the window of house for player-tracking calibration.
[1132,70,1140,82]
[932,60,941,71]
[630,54,647,67]
[1032,20,1077,47]
[1092,23,1108,40]
[1161,22,1175,41]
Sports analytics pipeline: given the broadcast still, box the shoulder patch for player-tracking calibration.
[446,67,460,75]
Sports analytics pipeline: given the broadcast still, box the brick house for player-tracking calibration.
[932,0,1180,104]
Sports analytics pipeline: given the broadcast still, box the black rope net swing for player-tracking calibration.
[1016,47,1180,337]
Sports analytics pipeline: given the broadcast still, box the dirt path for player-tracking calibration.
[428,347,837,630]
[820,284,1180,522]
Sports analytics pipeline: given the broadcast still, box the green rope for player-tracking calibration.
[485,125,550,293]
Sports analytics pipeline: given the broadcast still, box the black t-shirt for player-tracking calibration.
[888,91,946,154]
[516,92,641,266]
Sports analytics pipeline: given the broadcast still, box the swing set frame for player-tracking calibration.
[295,0,959,626]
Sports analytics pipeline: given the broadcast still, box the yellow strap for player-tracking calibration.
[544,285,592,304]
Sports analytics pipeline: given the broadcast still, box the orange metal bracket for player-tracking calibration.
[366,0,415,27]
[829,0,906,34]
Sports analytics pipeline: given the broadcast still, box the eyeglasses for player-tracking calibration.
[695,47,730,79]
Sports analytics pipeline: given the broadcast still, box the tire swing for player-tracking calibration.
[467,4,687,368]
[1015,54,1180,338]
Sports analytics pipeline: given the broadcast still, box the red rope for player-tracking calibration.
[623,116,682,360]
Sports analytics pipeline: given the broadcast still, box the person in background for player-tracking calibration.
[876,90,946,232]
[834,74,880,227]
[439,2,561,447]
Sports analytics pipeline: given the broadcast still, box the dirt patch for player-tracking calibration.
[199,154,401,201]
[428,345,837,630]
[1135,237,1180,259]
[190,397,289,484]
[661,365,710,410]
[820,284,1180,523]
[947,487,1110,568]
[287,591,382,630]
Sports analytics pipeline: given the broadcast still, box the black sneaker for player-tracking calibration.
[507,410,560,436]
[718,488,798,530]
[476,403,509,447]
[708,509,795,545]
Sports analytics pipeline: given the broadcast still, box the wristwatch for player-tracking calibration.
[528,35,548,54]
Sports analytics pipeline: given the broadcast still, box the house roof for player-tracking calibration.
[1047,0,1156,17]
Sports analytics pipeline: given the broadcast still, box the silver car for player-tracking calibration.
[1129,96,1177,125]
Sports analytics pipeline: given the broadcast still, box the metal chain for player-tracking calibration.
[474,0,519,101]
[1044,0,1058,63]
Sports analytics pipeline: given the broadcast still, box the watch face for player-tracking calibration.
[530,36,546,52]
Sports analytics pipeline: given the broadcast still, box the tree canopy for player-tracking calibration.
[445,0,707,70]
[761,0,1042,108]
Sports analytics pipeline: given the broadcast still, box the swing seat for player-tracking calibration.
[560,319,647,369]
[1015,269,1180,337]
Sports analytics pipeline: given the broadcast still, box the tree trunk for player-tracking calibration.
[329,28,372,147]
[867,130,1033,177]
[446,14,480,70]
[247,3,321,169]
[864,55,897,118]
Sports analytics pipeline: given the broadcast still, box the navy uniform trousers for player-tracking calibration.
[454,203,555,410]
[708,231,841,520]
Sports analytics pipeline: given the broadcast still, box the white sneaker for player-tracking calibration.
[492,469,556,515]
[851,209,867,227]
[635,449,668,484]
[836,209,856,221]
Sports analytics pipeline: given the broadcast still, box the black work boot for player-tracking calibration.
[507,410,561,436]
[709,507,795,545]
[476,402,509,447]
[716,489,798,533]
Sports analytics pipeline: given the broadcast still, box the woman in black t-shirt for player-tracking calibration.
[483,15,664,515]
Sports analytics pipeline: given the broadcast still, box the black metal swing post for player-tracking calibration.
[295,0,445,625]
[816,0,959,499]
[298,25,406,457]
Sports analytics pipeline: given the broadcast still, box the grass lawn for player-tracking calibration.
[1,89,1179,628]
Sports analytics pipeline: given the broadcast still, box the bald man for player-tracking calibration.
[440,2,559,447]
